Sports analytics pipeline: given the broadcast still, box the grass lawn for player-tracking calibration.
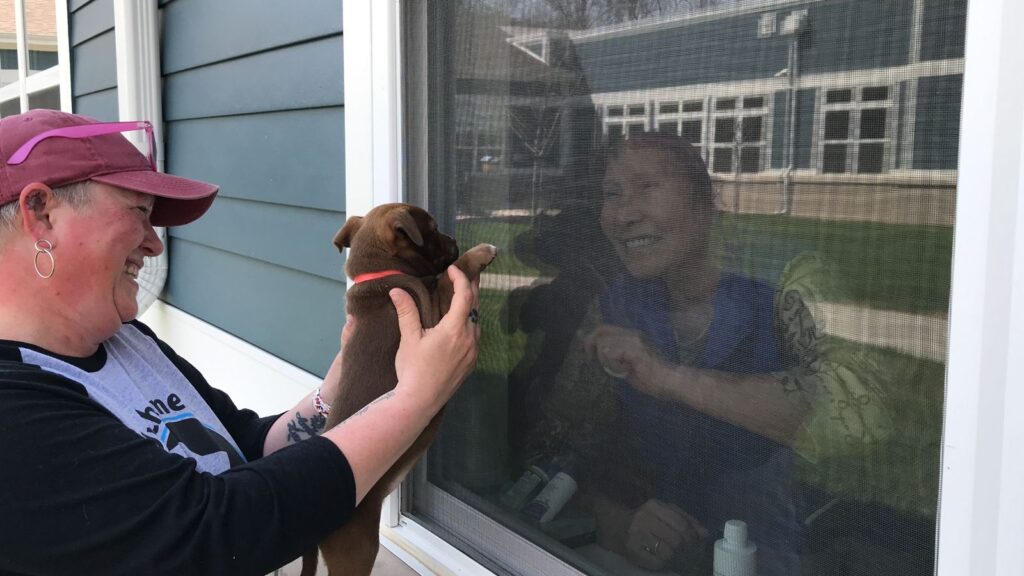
[456,214,954,314]
[717,213,954,314]
[455,218,541,277]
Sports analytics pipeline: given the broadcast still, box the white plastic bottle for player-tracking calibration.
[713,520,757,576]
[523,471,578,522]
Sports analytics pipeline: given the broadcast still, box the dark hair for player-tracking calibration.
[605,132,714,214]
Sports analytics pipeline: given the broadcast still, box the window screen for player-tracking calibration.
[410,2,965,576]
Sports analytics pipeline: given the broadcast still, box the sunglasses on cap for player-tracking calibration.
[5,120,157,171]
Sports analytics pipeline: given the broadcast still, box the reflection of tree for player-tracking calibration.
[546,0,724,27]
[506,59,585,220]
[496,0,727,29]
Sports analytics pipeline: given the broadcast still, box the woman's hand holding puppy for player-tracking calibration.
[390,264,481,413]
[323,265,480,503]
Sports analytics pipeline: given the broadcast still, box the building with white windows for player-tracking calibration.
[7,1,1024,575]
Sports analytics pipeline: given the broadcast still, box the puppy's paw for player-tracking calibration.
[456,243,498,279]
[475,243,498,263]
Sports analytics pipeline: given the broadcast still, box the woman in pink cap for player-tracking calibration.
[0,110,480,575]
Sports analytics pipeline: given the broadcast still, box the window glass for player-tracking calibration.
[682,99,703,112]
[25,0,57,78]
[0,0,64,115]
[825,88,852,103]
[862,86,889,101]
[0,97,18,117]
[681,120,702,144]
[0,1,15,89]
[411,2,966,576]
[27,84,58,110]
[824,111,850,140]
[715,97,736,111]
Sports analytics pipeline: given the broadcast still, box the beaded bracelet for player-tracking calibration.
[312,387,333,415]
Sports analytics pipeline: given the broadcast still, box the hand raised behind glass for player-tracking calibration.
[584,325,673,400]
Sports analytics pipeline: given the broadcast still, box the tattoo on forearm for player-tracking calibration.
[340,390,397,426]
[285,411,328,443]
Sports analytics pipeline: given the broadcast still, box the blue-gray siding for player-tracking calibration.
[69,0,117,120]
[159,0,346,377]
[913,74,962,170]
[574,0,912,93]
[165,240,346,373]
[920,0,968,62]
[794,88,816,169]
[771,91,787,169]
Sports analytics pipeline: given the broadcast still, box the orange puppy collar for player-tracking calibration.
[352,269,405,284]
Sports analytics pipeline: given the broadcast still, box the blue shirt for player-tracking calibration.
[599,272,802,576]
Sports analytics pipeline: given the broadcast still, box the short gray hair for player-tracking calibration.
[0,181,93,235]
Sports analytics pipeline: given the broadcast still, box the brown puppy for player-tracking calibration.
[301,203,495,576]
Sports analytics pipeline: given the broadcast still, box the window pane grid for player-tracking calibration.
[412,5,963,576]
[819,85,893,173]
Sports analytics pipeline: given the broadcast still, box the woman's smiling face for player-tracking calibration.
[600,145,711,279]
[52,182,164,338]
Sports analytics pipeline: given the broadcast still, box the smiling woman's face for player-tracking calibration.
[600,145,711,279]
[51,182,164,340]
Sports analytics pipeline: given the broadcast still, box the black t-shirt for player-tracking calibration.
[0,321,355,576]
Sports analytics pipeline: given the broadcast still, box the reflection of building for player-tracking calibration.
[0,0,58,87]
[0,0,61,117]
[43,1,1024,574]
[488,0,965,224]
[450,15,595,216]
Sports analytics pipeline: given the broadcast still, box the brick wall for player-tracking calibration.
[0,0,57,37]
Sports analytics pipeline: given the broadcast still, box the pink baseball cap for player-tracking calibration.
[0,109,218,226]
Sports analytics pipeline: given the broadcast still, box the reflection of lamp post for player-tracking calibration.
[778,9,807,215]
[733,115,742,212]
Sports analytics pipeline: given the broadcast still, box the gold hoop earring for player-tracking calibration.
[34,239,55,279]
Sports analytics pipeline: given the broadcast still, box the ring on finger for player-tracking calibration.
[469,308,480,324]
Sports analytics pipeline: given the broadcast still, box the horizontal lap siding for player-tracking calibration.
[69,0,116,119]
[913,74,962,170]
[160,0,346,377]
[165,240,346,374]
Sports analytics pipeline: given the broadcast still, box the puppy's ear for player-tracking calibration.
[390,209,424,247]
[333,216,364,251]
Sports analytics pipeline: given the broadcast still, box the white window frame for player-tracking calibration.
[353,0,1024,575]
[816,85,896,174]
[601,101,649,140]
[654,97,707,156]
[0,0,71,115]
[709,94,770,174]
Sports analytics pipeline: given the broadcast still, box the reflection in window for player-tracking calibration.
[711,95,766,173]
[820,86,893,174]
[25,0,58,78]
[413,2,964,576]
[1,0,63,112]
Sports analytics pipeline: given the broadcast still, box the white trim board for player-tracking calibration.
[936,0,1024,573]
[0,64,59,102]
[587,59,965,106]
